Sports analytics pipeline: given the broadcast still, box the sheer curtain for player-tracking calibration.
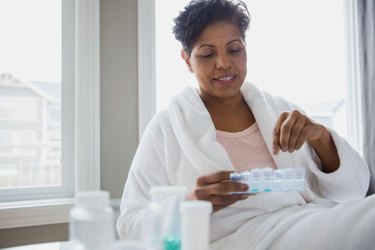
[357,0,375,195]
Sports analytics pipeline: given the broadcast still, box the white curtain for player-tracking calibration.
[357,0,375,195]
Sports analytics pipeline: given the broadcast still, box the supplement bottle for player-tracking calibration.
[143,186,187,250]
[69,190,115,250]
[180,200,212,250]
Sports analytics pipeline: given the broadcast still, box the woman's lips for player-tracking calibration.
[213,75,237,84]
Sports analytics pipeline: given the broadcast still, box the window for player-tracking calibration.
[0,98,37,121]
[138,0,362,154]
[0,0,67,200]
[48,104,62,124]
[243,0,347,139]
[0,0,100,229]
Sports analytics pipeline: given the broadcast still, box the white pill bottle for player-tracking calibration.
[69,190,115,250]
[180,200,212,250]
[143,186,187,250]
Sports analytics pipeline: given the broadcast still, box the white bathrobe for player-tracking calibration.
[117,82,374,250]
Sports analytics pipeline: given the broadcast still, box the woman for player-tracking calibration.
[117,1,374,249]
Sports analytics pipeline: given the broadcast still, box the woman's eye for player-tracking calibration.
[230,48,241,53]
[201,53,213,58]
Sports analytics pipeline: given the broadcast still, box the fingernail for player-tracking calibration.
[242,184,249,191]
[273,146,279,155]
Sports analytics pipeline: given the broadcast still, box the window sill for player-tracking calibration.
[0,199,74,229]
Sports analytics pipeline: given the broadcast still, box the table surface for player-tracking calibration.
[3,242,69,250]
[2,241,148,250]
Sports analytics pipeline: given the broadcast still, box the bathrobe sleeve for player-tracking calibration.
[307,128,370,202]
[275,96,370,202]
[116,111,170,240]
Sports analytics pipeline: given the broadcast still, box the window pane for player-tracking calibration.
[156,0,347,139]
[0,0,62,188]
[244,0,347,138]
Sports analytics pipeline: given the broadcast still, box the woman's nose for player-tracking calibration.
[215,53,232,70]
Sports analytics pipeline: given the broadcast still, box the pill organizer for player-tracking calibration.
[229,167,305,194]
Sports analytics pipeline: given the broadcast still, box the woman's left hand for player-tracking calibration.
[272,110,325,154]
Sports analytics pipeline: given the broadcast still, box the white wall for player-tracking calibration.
[100,0,138,198]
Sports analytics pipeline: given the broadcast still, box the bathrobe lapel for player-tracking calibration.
[241,82,301,169]
[168,82,306,178]
[168,86,235,175]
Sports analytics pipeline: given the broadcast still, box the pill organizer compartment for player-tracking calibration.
[229,167,305,194]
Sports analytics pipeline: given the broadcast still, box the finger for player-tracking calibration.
[273,112,289,154]
[295,137,305,150]
[207,181,248,195]
[288,120,306,152]
[272,129,280,155]
[295,127,310,150]
[196,171,233,186]
[279,114,297,152]
[193,181,248,199]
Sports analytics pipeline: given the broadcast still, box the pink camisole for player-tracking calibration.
[216,123,277,171]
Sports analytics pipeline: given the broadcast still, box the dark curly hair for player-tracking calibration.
[172,0,250,56]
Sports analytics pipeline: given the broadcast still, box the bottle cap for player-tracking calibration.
[149,186,187,202]
[75,190,110,208]
[180,200,212,216]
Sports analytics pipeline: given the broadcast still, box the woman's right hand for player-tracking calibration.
[188,171,250,213]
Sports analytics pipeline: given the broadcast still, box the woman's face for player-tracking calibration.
[182,21,247,100]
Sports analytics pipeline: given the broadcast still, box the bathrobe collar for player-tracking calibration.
[168,82,300,175]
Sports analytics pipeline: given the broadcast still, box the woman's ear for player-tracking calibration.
[181,49,193,73]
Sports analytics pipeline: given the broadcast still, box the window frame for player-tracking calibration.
[138,0,156,141]
[0,0,100,229]
[138,1,364,154]
[343,0,364,155]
